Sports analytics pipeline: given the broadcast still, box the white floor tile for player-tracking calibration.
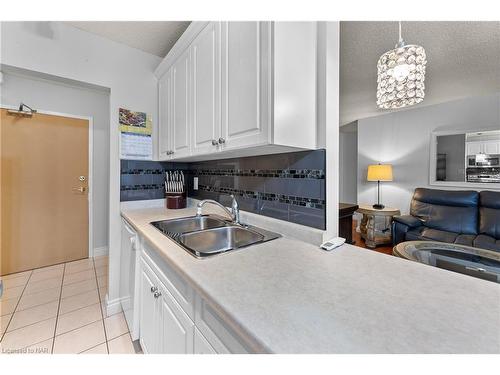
[61,278,98,299]
[1,313,12,335]
[0,270,32,281]
[24,276,62,295]
[63,269,96,286]
[81,342,108,354]
[107,333,135,354]
[8,301,59,332]
[59,289,99,315]
[17,287,60,311]
[56,303,102,335]
[1,297,20,316]
[104,312,129,340]
[53,320,105,354]
[0,317,56,352]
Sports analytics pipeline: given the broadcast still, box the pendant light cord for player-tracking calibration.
[397,21,404,48]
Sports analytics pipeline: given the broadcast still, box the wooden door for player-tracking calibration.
[171,49,191,158]
[159,283,194,354]
[221,22,271,150]
[191,22,221,156]
[0,109,89,275]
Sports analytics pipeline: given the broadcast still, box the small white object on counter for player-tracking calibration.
[320,237,346,251]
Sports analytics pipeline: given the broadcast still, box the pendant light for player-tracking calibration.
[376,21,427,109]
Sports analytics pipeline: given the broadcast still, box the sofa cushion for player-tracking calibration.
[473,234,500,252]
[454,234,476,247]
[479,191,500,239]
[392,215,422,228]
[406,227,459,243]
[410,188,479,235]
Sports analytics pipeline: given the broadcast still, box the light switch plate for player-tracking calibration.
[193,177,198,190]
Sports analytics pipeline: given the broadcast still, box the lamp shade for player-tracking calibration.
[367,164,393,182]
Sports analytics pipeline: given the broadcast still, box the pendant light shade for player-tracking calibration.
[376,22,427,109]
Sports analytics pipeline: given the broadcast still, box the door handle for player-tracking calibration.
[72,187,87,193]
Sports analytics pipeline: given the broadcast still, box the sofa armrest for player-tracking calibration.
[392,215,422,228]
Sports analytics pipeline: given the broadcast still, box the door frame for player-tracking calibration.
[1,104,95,259]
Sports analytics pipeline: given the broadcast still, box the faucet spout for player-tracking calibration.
[196,195,241,225]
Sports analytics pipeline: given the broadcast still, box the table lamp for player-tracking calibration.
[367,164,393,209]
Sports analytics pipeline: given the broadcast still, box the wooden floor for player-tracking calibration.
[351,224,394,256]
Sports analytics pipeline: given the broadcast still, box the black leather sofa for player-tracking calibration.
[392,188,500,252]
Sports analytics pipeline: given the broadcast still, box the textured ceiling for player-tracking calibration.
[65,21,190,57]
[340,21,500,125]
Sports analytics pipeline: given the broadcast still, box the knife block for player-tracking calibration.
[166,192,186,209]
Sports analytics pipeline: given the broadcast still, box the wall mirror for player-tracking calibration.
[430,129,500,187]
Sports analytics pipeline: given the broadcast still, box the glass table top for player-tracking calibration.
[394,241,500,283]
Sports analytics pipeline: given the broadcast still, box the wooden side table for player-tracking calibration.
[356,205,400,248]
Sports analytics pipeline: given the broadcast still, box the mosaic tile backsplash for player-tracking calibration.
[120,149,326,229]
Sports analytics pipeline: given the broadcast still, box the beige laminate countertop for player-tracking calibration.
[121,206,500,353]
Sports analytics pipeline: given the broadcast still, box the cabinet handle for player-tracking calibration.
[150,286,158,293]
[218,138,226,144]
[211,139,218,146]
[153,291,162,299]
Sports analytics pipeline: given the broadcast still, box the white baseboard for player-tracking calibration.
[105,296,123,317]
[92,246,109,257]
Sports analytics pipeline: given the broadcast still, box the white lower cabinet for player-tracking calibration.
[194,327,217,354]
[138,241,253,354]
[139,260,161,353]
[159,282,194,353]
[140,258,194,354]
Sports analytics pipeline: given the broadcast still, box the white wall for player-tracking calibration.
[1,21,161,313]
[316,21,340,240]
[339,122,357,204]
[357,93,500,214]
[1,69,110,252]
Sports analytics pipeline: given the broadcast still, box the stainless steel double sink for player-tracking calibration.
[150,215,281,258]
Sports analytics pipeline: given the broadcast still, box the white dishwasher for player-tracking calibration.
[120,218,140,341]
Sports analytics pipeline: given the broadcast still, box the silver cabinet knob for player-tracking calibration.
[153,291,162,299]
[218,138,226,144]
[211,139,218,146]
[150,286,158,293]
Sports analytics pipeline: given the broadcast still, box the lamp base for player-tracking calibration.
[372,204,385,210]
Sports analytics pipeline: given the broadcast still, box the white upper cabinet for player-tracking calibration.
[191,22,221,155]
[171,49,191,158]
[467,140,500,156]
[220,21,271,151]
[158,69,172,160]
[483,140,500,155]
[155,21,319,161]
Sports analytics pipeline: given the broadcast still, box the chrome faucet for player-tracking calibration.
[196,194,241,225]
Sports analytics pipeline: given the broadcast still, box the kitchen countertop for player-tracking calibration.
[121,205,500,353]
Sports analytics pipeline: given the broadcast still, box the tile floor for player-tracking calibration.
[0,256,139,354]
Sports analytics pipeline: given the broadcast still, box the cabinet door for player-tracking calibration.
[194,327,216,354]
[159,284,194,354]
[483,140,500,155]
[220,21,271,150]
[139,260,160,354]
[171,49,191,158]
[466,142,482,156]
[158,70,172,160]
[191,22,221,156]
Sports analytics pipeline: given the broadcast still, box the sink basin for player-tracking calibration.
[150,215,281,258]
[179,226,265,256]
[151,216,227,236]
